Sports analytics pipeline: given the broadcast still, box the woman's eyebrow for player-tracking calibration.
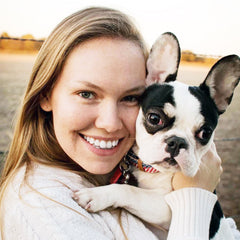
[75,81,145,93]
[124,86,146,94]
[76,81,102,91]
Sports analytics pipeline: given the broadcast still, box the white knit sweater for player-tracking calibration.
[1,163,239,240]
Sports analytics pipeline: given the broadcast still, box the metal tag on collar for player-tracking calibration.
[119,157,131,184]
[110,155,131,184]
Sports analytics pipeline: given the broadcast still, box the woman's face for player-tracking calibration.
[41,38,146,174]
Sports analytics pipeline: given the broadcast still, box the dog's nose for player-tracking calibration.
[165,136,188,157]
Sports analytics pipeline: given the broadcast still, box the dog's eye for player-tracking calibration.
[196,127,213,143]
[147,113,163,126]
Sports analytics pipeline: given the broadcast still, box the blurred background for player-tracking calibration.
[0,0,240,229]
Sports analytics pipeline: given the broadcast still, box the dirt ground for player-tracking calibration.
[0,53,240,229]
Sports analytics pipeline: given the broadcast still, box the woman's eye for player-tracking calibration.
[122,95,139,104]
[79,91,95,99]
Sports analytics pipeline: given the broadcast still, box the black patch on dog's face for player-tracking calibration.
[140,84,175,110]
[189,86,219,145]
[140,84,175,134]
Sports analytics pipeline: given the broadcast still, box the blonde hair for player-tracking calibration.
[0,6,148,226]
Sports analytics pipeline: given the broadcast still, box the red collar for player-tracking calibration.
[110,149,159,184]
[126,149,160,173]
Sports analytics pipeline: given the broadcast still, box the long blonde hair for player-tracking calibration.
[0,6,148,218]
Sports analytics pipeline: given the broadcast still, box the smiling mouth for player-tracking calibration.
[81,134,121,149]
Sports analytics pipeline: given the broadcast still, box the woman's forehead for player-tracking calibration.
[57,37,146,90]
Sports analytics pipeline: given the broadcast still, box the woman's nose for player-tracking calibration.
[95,102,123,133]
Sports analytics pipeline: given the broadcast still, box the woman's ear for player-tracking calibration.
[40,95,52,112]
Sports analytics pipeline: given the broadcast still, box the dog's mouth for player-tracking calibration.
[163,157,178,166]
[152,157,179,170]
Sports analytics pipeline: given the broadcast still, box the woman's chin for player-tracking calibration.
[85,164,117,175]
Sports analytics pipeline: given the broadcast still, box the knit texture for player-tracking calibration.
[165,188,240,240]
[1,163,239,240]
[1,164,158,240]
[166,188,217,240]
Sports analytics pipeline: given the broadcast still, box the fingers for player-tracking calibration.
[202,143,222,175]
[172,142,223,192]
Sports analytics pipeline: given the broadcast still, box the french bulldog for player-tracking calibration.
[74,32,240,239]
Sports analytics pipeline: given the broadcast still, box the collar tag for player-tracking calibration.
[110,159,131,184]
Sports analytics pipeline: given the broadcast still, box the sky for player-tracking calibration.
[0,0,239,56]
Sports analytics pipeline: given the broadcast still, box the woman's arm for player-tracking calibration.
[166,143,240,240]
[165,188,217,240]
[1,165,159,240]
[2,180,112,240]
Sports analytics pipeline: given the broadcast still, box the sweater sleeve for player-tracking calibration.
[165,188,217,240]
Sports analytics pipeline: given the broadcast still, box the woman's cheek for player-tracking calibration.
[126,107,140,136]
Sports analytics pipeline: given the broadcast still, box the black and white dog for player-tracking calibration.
[74,33,240,239]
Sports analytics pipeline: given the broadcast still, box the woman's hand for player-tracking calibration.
[172,143,223,192]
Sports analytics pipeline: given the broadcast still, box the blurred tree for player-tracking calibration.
[0,32,10,49]
[21,34,34,40]
[21,34,35,51]
[181,50,196,62]
[1,32,10,38]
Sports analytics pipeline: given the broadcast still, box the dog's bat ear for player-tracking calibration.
[146,32,181,86]
[200,55,240,114]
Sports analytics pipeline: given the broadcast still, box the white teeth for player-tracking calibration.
[95,139,100,147]
[100,140,106,148]
[83,136,119,149]
[106,141,112,148]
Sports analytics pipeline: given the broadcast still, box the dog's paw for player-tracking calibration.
[72,187,113,212]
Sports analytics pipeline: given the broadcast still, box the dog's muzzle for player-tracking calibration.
[165,136,188,157]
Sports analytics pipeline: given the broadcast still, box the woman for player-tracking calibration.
[0,6,237,240]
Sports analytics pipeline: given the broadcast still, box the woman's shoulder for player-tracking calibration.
[1,164,108,239]
[3,162,90,210]
[11,163,87,191]
[2,163,93,224]
[30,163,88,190]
